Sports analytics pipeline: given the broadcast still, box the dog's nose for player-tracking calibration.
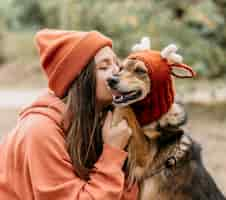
[107,77,119,88]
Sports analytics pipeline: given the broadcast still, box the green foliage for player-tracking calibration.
[74,0,152,56]
[6,0,45,30]
[0,32,4,64]
[38,1,61,28]
[0,0,226,78]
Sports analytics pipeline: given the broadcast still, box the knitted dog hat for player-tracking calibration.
[128,37,196,126]
[35,29,112,97]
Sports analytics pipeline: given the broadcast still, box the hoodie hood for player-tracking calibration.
[18,89,71,133]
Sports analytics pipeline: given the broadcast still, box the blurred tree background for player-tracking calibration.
[0,0,226,86]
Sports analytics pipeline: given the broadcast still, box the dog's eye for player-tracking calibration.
[134,67,147,74]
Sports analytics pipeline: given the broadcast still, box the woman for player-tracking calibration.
[0,29,138,199]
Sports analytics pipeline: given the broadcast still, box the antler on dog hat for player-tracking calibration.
[35,29,112,97]
[128,37,196,126]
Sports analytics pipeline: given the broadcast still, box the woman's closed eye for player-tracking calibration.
[97,59,112,70]
[99,65,108,70]
[98,63,109,70]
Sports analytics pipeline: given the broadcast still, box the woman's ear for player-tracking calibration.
[170,63,196,78]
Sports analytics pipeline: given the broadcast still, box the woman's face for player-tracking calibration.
[94,46,120,106]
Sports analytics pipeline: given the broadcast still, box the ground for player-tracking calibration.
[0,101,225,195]
[185,104,226,195]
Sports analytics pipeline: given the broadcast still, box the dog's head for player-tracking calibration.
[107,58,151,106]
[107,37,196,126]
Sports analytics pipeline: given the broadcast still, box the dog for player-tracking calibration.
[107,38,225,199]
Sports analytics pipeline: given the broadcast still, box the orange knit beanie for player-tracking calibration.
[35,29,112,97]
[128,49,195,126]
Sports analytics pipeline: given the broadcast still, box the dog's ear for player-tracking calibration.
[170,63,196,78]
[161,44,196,78]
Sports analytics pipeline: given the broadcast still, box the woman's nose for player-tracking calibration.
[112,64,120,74]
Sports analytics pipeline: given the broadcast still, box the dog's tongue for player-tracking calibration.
[111,90,124,103]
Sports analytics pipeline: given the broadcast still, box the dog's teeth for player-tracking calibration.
[118,96,124,101]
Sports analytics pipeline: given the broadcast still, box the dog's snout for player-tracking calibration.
[107,77,119,88]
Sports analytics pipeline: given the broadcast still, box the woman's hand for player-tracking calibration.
[102,111,132,150]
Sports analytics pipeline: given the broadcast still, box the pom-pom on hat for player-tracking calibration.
[35,29,112,97]
[128,37,196,126]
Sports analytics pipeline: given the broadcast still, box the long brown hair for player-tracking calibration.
[63,60,105,180]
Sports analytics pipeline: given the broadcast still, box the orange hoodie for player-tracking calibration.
[0,89,138,200]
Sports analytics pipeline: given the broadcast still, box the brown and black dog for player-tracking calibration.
[107,56,225,200]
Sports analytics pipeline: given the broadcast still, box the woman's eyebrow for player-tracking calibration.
[96,58,111,68]
[100,58,111,64]
[97,55,119,66]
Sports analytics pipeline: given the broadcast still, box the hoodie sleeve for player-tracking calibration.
[23,115,131,200]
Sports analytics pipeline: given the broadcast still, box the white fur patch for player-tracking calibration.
[132,37,151,52]
[161,44,183,64]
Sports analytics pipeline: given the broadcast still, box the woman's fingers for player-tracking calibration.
[102,115,132,150]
